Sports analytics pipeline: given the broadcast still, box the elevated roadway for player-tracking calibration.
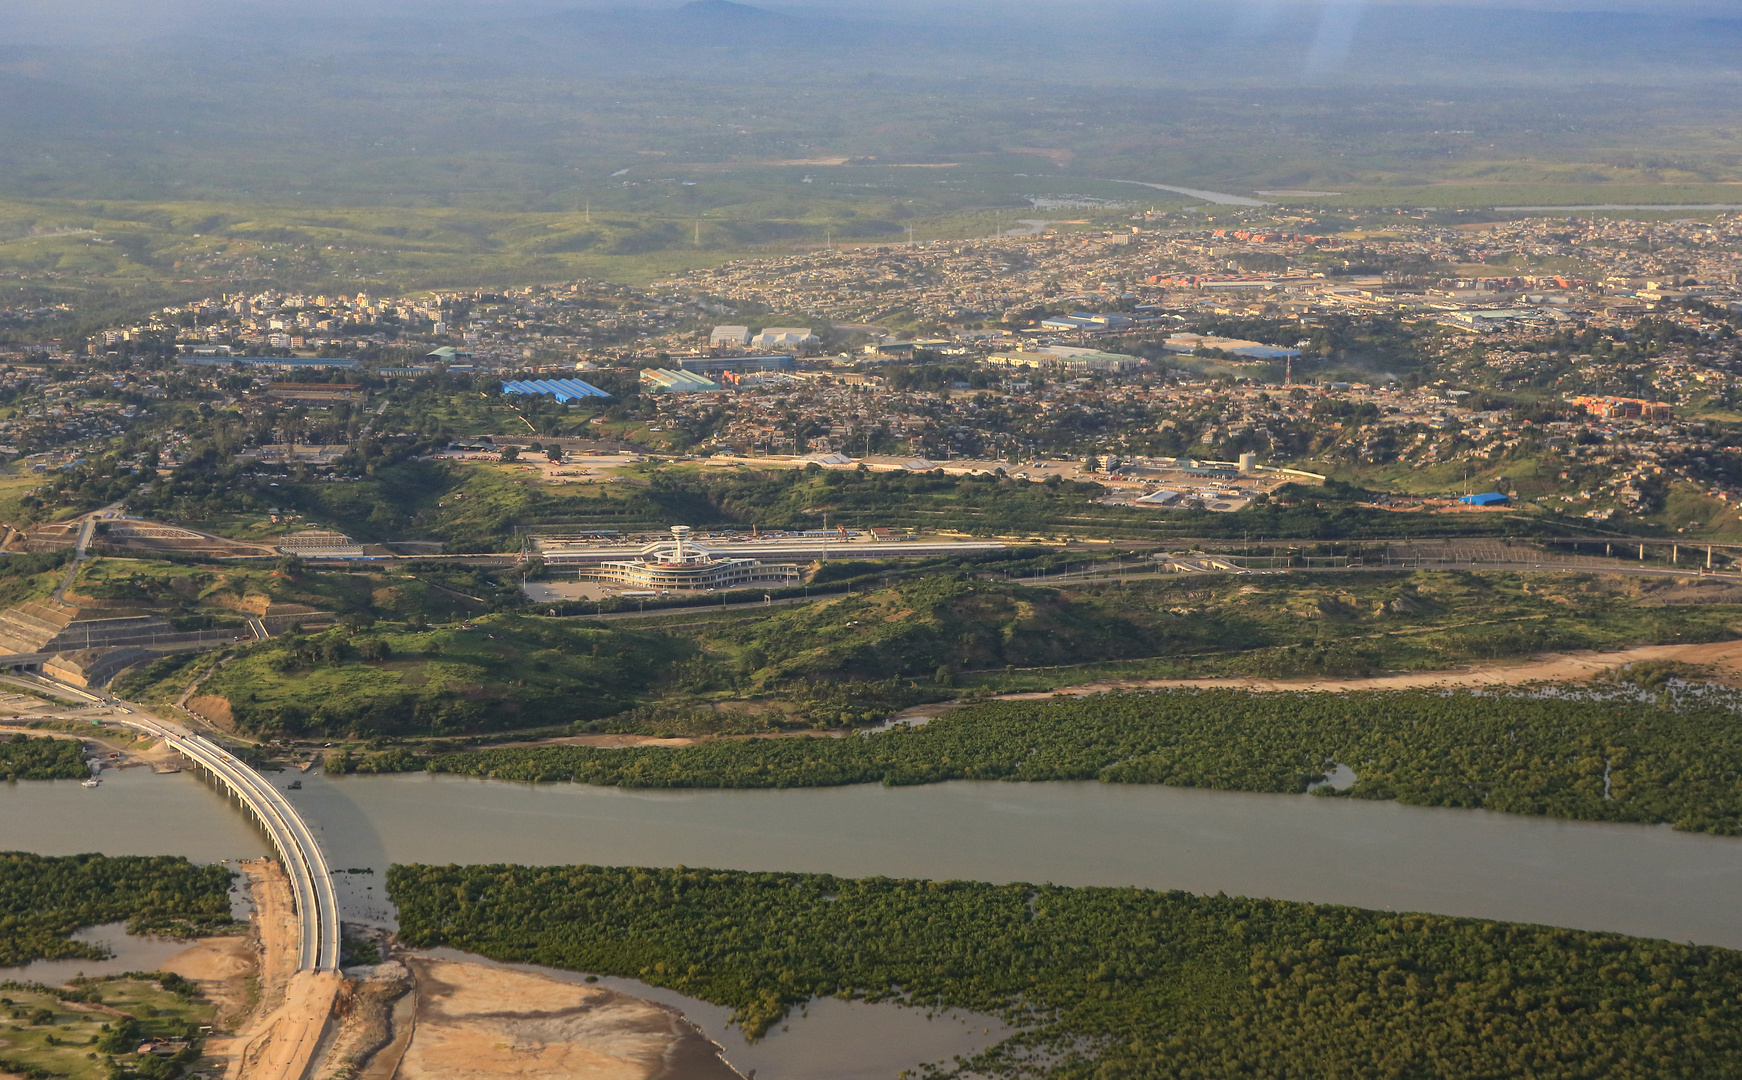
[114,712,341,972]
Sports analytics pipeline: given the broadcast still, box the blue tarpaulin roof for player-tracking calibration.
[501,378,612,402]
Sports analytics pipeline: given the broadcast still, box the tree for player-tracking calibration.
[500,446,520,462]
[547,446,564,463]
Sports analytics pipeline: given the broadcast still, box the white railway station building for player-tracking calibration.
[573,526,803,592]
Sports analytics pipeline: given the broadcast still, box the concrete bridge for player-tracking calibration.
[116,713,342,972]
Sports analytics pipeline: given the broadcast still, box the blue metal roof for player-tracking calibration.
[501,378,612,402]
[1458,492,1508,506]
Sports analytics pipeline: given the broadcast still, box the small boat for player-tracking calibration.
[287,780,302,790]
[81,778,100,788]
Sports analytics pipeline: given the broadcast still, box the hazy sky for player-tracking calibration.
[1,0,1739,50]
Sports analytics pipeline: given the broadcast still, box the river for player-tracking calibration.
[7,766,1742,1074]
[9,767,1738,947]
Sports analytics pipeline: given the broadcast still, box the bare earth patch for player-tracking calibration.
[186,694,235,729]
[398,957,739,1080]
[164,935,255,1028]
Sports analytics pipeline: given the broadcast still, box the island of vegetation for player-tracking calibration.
[389,862,1742,1079]
[0,734,90,782]
[0,853,234,968]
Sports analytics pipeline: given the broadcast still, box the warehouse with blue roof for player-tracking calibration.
[500,378,612,403]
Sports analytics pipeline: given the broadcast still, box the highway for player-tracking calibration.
[114,712,342,973]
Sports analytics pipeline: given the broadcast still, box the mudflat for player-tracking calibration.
[399,956,740,1080]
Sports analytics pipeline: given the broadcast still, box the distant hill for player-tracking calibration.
[676,0,789,21]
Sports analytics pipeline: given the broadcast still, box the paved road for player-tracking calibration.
[112,710,341,973]
[1103,178,1270,206]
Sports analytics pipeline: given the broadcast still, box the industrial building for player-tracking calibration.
[641,368,724,393]
[500,378,613,403]
[178,356,362,372]
[537,529,1007,565]
[677,354,795,375]
[276,530,367,558]
[751,327,819,352]
[709,325,752,348]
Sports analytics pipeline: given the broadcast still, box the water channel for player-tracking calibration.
[6,766,1742,1074]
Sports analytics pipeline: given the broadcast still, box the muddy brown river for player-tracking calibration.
[7,765,1742,1076]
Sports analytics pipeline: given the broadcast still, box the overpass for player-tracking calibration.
[115,712,342,972]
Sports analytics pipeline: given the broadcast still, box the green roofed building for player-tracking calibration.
[640,368,724,393]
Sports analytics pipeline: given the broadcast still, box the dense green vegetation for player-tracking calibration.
[0,553,70,610]
[217,456,1539,549]
[690,568,1739,691]
[383,688,1742,834]
[0,735,90,781]
[130,565,1737,740]
[0,853,234,967]
[390,863,1742,1079]
[178,616,689,737]
[78,555,529,633]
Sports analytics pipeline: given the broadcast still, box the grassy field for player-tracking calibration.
[0,975,214,1080]
[0,184,1152,337]
[141,564,1742,742]
[15,171,1742,337]
[123,614,690,738]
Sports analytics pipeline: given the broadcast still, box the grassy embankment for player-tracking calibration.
[0,552,71,611]
[390,862,1742,1080]
[120,616,689,738]
[119,567,1742,741]
[71,556,517,630]
[246,457,1552,551]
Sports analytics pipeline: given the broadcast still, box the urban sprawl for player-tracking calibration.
[7,209,1742,528]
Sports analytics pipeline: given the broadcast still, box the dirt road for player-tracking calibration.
[1041,638,1742,696]
[888,638,1742,723]
[203,859,341,1080]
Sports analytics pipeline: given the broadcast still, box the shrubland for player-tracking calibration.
[0,853,234,967]
[0,735,90,781]
[172,616,689,737]
[390,862,1742,1079]
[121,565,1741,741]
[356,687,1742,835]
